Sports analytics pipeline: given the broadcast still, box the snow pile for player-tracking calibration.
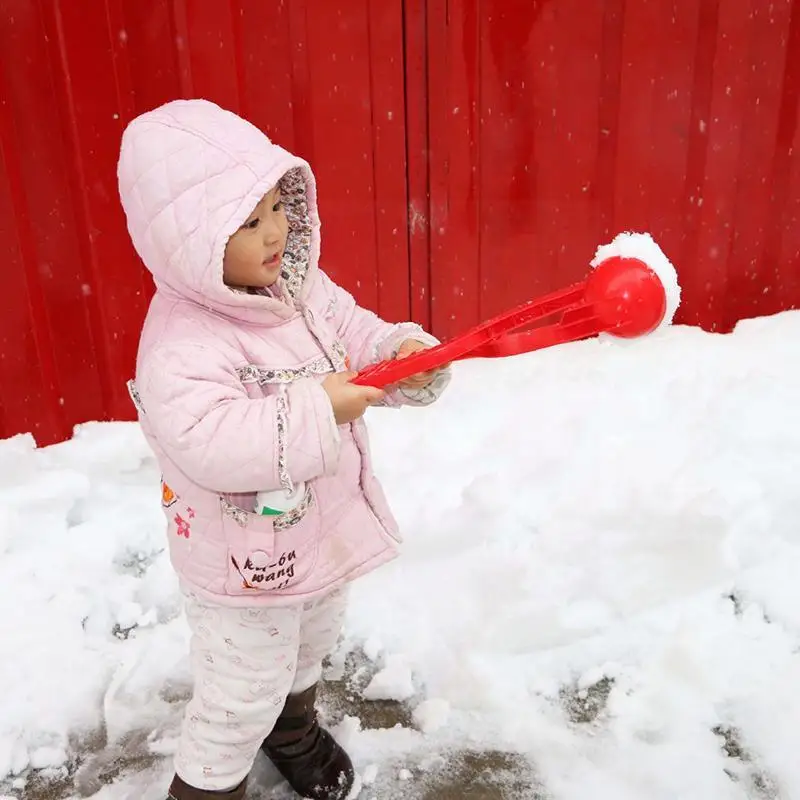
[0,424,188,786]
[3,309,800,799]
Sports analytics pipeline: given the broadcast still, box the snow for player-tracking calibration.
[3,309,800,798]
[362,655,416,702]
[412,699,451,734]
[592,231,682,329]
[361,763,379,786]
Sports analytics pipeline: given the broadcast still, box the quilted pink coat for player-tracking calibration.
[118,99,448,606]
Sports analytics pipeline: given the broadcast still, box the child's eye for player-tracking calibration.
[243,218,260,230]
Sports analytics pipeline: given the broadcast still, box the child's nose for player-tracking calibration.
[262,216,282,243]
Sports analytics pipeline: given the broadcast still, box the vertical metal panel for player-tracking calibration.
[426,0,800,340]
[404,0,433,330]
[0,0,109,444]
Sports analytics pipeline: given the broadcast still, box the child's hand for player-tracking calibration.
[394,339,449,389]
[322,371,385,424]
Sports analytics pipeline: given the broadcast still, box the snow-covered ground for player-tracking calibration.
[2,311,800,799]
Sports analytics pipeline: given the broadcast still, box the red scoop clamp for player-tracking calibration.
[352,256,668,389]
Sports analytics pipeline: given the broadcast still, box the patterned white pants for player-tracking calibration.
[174,587,348,791]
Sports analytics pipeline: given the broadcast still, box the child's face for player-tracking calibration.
[223,185,288,288]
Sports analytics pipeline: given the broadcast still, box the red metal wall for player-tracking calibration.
[1,0,799,446]
[426,0,800,340]
[0,0,414,445]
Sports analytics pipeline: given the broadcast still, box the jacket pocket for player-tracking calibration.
[220,486,320,595]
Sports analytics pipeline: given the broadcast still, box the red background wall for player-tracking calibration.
[1,0,799,446]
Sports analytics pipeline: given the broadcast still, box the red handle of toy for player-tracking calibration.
[352,283,590,387]
[352,310,601,389]
[351,256,668,389]
[350,341,467,388]
[352,317,603,387]
[467,316,602,359]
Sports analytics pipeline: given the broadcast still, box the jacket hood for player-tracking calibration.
[117,99,320,322]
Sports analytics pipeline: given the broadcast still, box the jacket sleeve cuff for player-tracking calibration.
[375,328,452,408]
[395,367,452,407]
[374,323,432,363]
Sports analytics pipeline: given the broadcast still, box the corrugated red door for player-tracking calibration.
[2,0,800,446]
[0,0,415,445]
[424,0,800,340]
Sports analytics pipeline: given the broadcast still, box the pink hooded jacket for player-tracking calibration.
[118,99,449,607]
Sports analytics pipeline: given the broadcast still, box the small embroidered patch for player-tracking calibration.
[161,481,177,507]
[174,514,191,538]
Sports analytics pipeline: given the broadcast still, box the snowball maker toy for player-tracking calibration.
[353,232,680,389]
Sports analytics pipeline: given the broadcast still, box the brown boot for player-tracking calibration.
[167,774,247,800]
[261,684,355,799]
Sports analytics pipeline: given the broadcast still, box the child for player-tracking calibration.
[117,99,449,800]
